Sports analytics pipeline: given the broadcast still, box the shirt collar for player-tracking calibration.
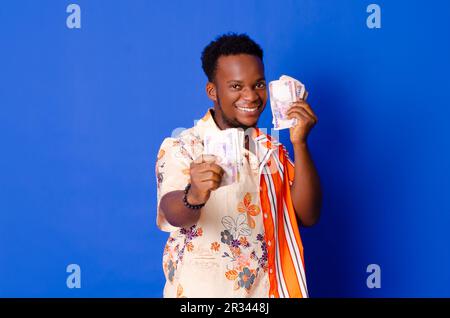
[195,108,280,151]
[195,108,281,176]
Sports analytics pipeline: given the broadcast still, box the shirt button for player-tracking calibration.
[264,213,268,219]
[270,294,275,298]
[268,240,272,247]
[269,269,273,274]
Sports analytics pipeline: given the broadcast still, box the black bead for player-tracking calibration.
[183,183,205,210]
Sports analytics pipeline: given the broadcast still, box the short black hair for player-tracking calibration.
[201,33,264,82]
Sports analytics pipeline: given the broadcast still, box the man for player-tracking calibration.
[155,33,322,298]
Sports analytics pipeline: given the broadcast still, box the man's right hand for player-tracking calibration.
[188,154,224,205]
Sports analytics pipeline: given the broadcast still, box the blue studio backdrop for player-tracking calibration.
[1,0,450,297]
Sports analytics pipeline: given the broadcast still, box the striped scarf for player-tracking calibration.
[254,127,309,298]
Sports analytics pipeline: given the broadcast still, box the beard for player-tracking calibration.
[215,94,257,130]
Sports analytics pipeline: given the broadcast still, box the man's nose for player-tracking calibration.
[241,87,259,102]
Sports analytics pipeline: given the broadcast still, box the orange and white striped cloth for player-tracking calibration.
[253,127,309,298]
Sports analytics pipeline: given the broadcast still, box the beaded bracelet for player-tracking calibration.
[183,183,205,210]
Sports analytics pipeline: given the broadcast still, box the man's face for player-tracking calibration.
[208,54,267,130]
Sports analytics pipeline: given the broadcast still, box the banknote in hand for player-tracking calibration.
[269,75,308,130]
[203,128,244,186]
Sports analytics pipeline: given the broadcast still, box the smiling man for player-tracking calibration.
[155,33,322,298]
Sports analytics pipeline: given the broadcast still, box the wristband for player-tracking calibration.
[183,183,206,210]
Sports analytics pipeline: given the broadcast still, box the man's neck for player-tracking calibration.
[210,109,225,130]
[210,108,256,155]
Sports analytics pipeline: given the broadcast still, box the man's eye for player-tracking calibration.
[256,82,266,89]
[231,84,241,89]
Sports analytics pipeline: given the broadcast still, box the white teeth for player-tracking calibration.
[237,106,258,112]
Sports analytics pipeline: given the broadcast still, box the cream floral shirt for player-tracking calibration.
[155,109,270,298]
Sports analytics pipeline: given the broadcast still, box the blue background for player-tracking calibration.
[1,0,449,297]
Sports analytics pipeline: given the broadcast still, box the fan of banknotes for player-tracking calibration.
[269,75,308,130]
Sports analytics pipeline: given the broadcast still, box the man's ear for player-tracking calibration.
[206,82,217,102]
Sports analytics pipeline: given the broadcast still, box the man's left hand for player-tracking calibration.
[286,100,318,146]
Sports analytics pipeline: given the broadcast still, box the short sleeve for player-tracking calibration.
[155,137,193,232]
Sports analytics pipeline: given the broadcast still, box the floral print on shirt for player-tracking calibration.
[211,192,268,293]
[237,192,261,229]
[163,225,203,282]
[156,109,273,297]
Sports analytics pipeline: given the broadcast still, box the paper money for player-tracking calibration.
[269,75,308,130]
[203,128,244,186]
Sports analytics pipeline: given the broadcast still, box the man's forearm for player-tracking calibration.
[160,191,202,228]
[290,142,322,226]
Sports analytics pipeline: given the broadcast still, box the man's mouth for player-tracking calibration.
[235,103,261,113]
